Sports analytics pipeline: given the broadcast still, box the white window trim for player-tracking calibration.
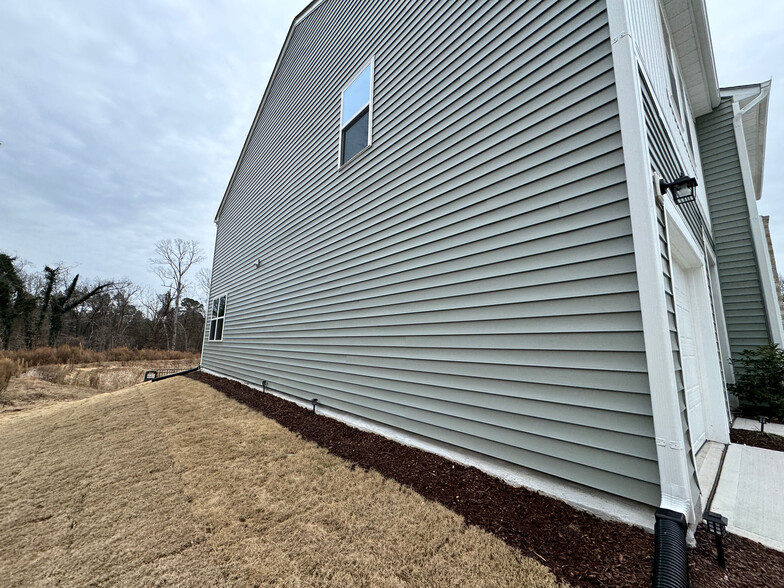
[338,57,374,168]
[208,294,227,342]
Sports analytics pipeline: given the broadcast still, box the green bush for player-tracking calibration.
[729,344,784,419]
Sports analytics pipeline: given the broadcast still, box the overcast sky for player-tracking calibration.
[1,0,783,293]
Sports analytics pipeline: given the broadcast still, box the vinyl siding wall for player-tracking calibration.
[204,0,660,506]
[696,100,771,362]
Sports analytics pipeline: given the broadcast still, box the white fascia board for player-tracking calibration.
[689,0,720,111]
[731,100,784,346]
[214,0,325,223]
[199,367,655,530]
[608,2,697,525]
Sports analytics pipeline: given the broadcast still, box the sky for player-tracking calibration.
[1,0,783,293]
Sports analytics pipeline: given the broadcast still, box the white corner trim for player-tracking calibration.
[731,101,784,346]
[607,1,696,523]
[198,367,655,530]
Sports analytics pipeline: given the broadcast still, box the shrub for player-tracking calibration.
[0,358,14,395]
[729,344,784,419]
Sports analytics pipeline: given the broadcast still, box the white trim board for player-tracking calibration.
[607,2,696,525]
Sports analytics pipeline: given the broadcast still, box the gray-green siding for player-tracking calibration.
[204,0,659,506]
[697,100,771,361]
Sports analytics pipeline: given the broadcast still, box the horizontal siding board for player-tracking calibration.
[696,98,772,361]
[205,0,659,507]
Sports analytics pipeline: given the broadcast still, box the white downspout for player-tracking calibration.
[731,89,784,346]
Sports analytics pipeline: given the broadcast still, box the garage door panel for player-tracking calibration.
[673,261,707,452]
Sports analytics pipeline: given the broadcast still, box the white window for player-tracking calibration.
[659,9,691,147]
[208,295,226,341]
[340,60,373,166]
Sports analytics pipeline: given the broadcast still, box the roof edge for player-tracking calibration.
[691,0,721,110]
[214,0,325,223]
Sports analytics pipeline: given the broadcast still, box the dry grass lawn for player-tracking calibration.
[0,377,562,587]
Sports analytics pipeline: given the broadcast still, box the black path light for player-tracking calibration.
[660,175,699,204]
[704,511,729,568]
[311,398,319,414]
[758,415,769,433]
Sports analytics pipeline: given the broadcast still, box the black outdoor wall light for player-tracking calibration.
[660,175,698,204]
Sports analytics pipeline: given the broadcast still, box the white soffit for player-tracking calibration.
[661,0,720,117]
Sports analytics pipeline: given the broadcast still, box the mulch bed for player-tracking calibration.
[188,371,784,587]
[730,429,784,453]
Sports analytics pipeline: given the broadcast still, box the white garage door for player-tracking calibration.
[673,260,707,453]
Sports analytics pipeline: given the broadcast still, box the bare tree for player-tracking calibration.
[149,239,204,350]
[196,266,211,311]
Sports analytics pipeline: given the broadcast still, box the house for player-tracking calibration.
[202,0,781,534]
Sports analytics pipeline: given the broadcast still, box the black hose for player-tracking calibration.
[652,508,689,587]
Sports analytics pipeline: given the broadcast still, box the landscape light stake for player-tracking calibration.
[311,398,319,414]
[759,415,769,433]
[704,511,728,568]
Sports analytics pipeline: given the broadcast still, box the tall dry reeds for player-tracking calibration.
[0,358,14,395]
[0,345,198,371]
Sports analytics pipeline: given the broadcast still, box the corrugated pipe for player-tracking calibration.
[652,508,689,588]
[151,366,201,382]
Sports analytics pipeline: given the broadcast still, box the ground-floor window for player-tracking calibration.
[209,295,227,341]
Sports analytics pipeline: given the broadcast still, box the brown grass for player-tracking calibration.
[0,345,199,372]
[1,359,197,412]
[0,358,12,394]
[0,377,563,587]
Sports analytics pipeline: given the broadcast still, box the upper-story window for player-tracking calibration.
[659,8,693,155]
[340,60,373,166]
[208,295,227,341]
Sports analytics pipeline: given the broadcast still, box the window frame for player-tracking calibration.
[659,8,690,140]
[338,57,374,168]
[208,294,227,342]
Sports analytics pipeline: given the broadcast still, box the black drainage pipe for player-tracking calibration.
[652,508,689,587]
[151,366,201,382]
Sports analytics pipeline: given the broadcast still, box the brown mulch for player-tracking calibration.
[188,371,784,587]
[730,429,784,453]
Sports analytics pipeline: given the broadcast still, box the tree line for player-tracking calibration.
[0,239,209,353]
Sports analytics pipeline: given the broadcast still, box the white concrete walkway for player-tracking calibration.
[710,443,784,552]
[733,417,784,436]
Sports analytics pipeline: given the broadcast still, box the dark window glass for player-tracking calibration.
[215,318,224,340]
[667,55,681,119]
[341,108,369,164]
[209,319,217,341]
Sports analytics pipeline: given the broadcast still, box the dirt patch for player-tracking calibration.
[730,429,784,453]
[190,371,784,587]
